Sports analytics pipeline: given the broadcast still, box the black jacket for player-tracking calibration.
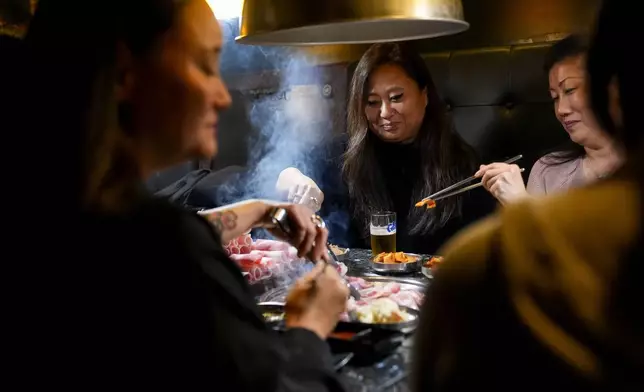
[65,194,345,391]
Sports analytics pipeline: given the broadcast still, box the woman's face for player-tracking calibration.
[364,64,427,144]
[548,54,602,146]
[120,0,231,172]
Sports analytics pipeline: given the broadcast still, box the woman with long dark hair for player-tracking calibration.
[342,42,496,254]
[476,34,624,204]
[20,0,348,389]
[412,0,644,388]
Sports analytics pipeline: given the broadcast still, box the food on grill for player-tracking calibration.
[415,199,437,209]
[373,251,417,264]
[423,256,444,271]
[353,298,408,324]
[338,277,425,323]
[224,236,347,284]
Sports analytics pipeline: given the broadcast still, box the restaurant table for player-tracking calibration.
[336,248,430,392]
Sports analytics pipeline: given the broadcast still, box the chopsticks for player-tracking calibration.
[268,208,361,301]
[431,168,525,201]
[326,243,361,301]
[417,154,523,204]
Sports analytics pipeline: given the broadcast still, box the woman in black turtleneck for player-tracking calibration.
[327,42,497,255]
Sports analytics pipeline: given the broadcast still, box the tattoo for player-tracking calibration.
[206,210,238,233]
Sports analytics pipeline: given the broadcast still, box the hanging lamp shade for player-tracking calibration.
[236,0,468,46]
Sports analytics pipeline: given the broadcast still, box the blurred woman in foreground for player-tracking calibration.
[23,0,347,389]
[413,0,643,389]
[476,34,624,204]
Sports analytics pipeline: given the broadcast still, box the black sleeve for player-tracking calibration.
[169,211,346,392]
[188,165,250,208]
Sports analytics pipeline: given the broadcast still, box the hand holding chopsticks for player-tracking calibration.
[416,154,524,207]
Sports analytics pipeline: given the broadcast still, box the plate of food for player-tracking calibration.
[421,256,444,279]
[370,251,422,273]
[257,298,420,334]
[259,276,426,333]
[328,243,349,261]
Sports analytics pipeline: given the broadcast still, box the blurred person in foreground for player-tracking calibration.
[412,0,643,390]
[22,0,348,390]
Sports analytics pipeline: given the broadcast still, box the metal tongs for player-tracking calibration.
[269,208,361,301]
[417,154,524,205]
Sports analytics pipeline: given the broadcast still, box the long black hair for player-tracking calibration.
[22,0,187,212]
[343,43,477,236]
[586,1,644,385]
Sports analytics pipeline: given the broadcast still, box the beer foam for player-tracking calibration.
[370,226,396,235]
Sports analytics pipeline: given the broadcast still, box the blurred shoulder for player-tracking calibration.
[531,153,582,176]
[132,196,223,250]
[438,177,640,287]
[434,214,501,287]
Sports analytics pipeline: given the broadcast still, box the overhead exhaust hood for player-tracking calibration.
[236,0,469,46]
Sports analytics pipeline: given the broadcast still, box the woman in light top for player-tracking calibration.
[476,34,624,204]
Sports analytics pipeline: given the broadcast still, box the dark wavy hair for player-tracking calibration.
[586,1,644,380]
[541,33,589,167]
[23,0,187,211]
[342,43,477,236]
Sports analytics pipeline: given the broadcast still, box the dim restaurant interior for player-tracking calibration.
[3,0,642,390]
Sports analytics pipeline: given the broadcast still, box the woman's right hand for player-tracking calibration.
[475,162,529,205]
[275,167,324,212]
[284,262,349,339]
[264,203,330,262]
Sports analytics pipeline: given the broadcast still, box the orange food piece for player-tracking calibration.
[415,199,437,209]
[423,256,444,268]
[374,252,418,264]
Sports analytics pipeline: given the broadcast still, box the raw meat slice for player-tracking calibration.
[389,292,419,310]
[229,253,263,263]
[238,234,252,246]
[252,239,290,251]
[250,250,288,261]
[347,277,373,289]
[229,253,263,272]
[286,247,298,260]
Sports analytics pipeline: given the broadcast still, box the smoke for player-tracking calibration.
[217,19,333,199]
[216,18,351,245]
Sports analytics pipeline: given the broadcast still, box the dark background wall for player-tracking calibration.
[0,0,601,192]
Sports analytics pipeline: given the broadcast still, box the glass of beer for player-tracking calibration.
[370,212,396,255]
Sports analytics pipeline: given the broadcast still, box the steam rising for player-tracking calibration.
[216,19,351,245]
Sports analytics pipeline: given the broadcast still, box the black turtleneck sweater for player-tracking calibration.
[320,138,498,255]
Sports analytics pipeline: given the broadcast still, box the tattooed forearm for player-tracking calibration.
[205,210,238,234]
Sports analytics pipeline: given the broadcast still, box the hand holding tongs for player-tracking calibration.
[417,154,524,205]
[268,208,361,301]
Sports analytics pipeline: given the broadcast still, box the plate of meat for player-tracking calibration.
[224,236,348,285]
[259,275,426,333]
